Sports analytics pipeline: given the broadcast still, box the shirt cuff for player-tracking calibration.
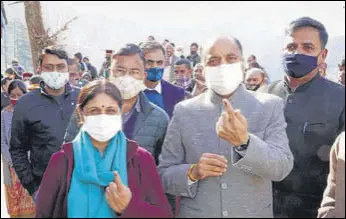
[188,177,198,186]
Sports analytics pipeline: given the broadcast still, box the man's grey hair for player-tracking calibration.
[285,17,329,49]
[202,36,244,61]
[140,41,166,56]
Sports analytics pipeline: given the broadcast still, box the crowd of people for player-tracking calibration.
[0,16,345,218]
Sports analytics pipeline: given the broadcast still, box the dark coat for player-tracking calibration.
[1,92,10,111]
[269,74,345,218]
[9,84,79,195]
[161,80,187,119]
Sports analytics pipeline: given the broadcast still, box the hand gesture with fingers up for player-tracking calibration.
[106,171,132,215]
[216,99,249,146]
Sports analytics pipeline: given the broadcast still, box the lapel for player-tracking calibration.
[161,80,170,110]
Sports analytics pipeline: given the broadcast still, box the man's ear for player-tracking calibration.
[321,49,328,61]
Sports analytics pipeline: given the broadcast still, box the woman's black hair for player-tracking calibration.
[78,79,123,111]
[8,79,27,95]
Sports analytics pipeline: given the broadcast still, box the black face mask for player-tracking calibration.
[246,83,261,91]
[106,57,111,62]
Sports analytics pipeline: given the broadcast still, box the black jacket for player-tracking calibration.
[9,84,79,195]
[269,74,345,218]
[79,62,98,79]
[1,92,10,111]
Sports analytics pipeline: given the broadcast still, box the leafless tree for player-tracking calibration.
[9,1,77,72]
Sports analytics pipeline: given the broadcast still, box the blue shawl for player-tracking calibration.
[68,130,128,218]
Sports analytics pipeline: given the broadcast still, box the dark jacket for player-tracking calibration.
[269,74,345,218]
[87,63,98,80]
[187,53,201,67]
[64,92,169,165]
[161,80,187,119]
[1,91,10,111]
[79,62,98,79]
[35,141,173,218]
[9,84,80,195]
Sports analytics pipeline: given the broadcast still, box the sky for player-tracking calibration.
[3,1,345,81]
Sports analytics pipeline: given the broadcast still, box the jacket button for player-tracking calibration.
[222,211,228,217]
[221,183,227,189]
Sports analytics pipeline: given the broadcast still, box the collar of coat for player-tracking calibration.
[40,83,75,98]
[207,84,248,106]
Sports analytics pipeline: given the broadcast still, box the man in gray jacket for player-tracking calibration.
[158,36,294,218]
[64,44,169,165]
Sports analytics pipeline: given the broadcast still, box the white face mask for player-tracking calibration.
[41,71,69,90]
[110,75,145,100]
[205,63,244,95]
[81,114,122,142]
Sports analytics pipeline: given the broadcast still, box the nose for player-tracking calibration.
[220,57,228,65]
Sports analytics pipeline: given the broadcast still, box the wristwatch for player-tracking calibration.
[235,136,250,152]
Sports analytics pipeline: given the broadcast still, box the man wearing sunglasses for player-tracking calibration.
[140,41,188,119]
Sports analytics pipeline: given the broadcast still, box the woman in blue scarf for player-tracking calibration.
[36,80,173,218]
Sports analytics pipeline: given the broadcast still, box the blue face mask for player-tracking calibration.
[146,67,164,82]
[282,54,319,78]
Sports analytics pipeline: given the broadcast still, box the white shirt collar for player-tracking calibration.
[145,81,162,94]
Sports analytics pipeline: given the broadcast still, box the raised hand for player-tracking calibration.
[106,171,132,215]
[216,99,249,146]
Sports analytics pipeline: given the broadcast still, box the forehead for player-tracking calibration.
[206,38,242,58]
[68,63,78,71]
[42,54,67,65]
[246,71,263,79]
[144,49,165,60]
[114,54,144,68]
[84,93,119,108]
[284,27,321,47]
[10,86,24,94]
[175,64,189,70]
[166,46,174,51]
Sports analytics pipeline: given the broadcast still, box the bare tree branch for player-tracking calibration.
[49,16,78,40]
[8,1,24,6]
